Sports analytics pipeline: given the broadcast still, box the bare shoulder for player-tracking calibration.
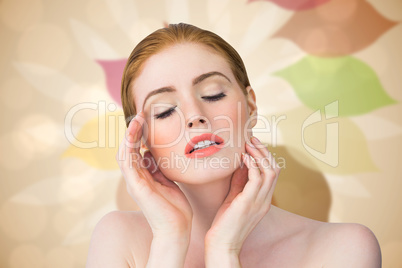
[263,207,381,268]
[86,210,152,268]
[309,221,382,267]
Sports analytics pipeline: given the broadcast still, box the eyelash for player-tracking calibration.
[202,92,227,102]
[154,92,227,119]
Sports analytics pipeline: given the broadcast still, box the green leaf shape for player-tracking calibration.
[274,56,397,116]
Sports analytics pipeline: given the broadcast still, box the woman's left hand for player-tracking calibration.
[205,136,280,257]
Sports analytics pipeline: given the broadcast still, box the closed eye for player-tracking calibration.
[202,92,226,102]
[154,93,226,120]
[155,106,177,119]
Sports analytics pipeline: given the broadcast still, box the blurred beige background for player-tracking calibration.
[0,0,401,267]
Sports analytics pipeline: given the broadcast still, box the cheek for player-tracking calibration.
[214,99,248,140]
[146,116,183,148]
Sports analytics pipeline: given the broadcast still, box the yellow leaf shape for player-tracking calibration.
[62,111,126,170]
[275,106,378,174]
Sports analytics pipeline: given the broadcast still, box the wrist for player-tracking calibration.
[153,231,191,246]
[205,234,242,256]
[205,248,241,268]
[153,221,192,240]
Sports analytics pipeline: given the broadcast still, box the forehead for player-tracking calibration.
[132,43,233,108]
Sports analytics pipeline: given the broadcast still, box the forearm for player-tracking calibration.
[146,236,190,268]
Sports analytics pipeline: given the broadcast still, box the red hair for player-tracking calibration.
[121,23,250,126]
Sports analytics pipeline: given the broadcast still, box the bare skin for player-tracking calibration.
[87,206,381,267]
[86,43,381,268]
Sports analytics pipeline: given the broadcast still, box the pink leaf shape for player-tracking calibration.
[96,59,127,106]
[248,0,330,11]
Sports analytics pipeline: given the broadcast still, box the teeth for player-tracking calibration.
[190,140,218,153]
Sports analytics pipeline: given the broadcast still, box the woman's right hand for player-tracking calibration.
[116,111,193,240]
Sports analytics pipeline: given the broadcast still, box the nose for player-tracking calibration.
[187,115,208,128]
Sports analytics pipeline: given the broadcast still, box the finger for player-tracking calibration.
[142,150,158,174]
[262,150,281,203]
[265,170,279,204]
[247,138,278,202]
[224,164,248,203]
[117,132,126,163]
[125,112,145,153]
[249,146,279,203]
[119,113,149,186]
[249,137,273,172]
[125,112,147,167]
[239,153,263,202]
[143,151,177,188]
[266,150,280,173]
[250,136,269,157]
[118,115,140,162]
[245,142,265,173]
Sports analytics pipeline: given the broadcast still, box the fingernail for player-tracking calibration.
[251,136,260,144]
[246,141,255,148]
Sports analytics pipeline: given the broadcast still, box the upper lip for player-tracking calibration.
[185,133,224,154]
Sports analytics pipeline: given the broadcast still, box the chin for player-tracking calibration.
[161,156,241,185]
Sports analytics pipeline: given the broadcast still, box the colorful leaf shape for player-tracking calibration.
[248,0,330,11]
[274,55,397,116]
[273,0,397,56]
[96,59,127,107]
[274,106,378,174]
[62,111,126,170]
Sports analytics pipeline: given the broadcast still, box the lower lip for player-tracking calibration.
[185,143,225,159]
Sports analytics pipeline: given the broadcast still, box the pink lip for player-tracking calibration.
[185,133,225,159]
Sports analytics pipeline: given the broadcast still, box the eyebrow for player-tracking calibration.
[141,71,231,110]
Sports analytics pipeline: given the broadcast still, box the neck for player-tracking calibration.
[176,174,232,241]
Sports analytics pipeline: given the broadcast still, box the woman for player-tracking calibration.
[86,23,381,267]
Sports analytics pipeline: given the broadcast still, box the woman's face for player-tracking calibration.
[132,43,257,184]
